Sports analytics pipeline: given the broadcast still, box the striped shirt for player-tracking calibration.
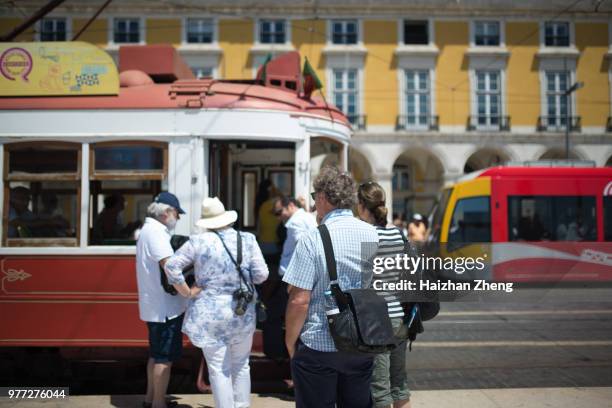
[282,209,379,352]
[372,226,407,320]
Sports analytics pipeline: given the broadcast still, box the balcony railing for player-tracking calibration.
[537,116,581,132]
[467,115,511,131]
[606,117,612,133]
[347,114,367,130]
[395,115,439,131]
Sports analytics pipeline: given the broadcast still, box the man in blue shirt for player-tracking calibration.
[273,196,317,277]
[283,166,379,408]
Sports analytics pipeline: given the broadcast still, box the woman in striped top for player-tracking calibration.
[357,181,412,408]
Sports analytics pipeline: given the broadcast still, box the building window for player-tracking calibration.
[186,18,213,43]
[193,66,214,79]
[259,20,286,44]
[545,71,569,128]
[40,18,67,41]
[475,71,502,127]
[89,142,167,245]
[404,70,431,128]
[403,20,428,45]
[474,21,500,46]
[332,20,358,45]
[544,22,570,47]
[3,143,81,247]
[332,69,359,124]
[114,18,140,44]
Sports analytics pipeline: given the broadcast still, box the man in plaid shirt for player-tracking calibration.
[283,166,379,408]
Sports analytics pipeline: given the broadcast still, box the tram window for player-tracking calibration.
[604,197,612,241]
[508,196,597,242]
[268,171,292,197]
[93,145,164,172]
[89,143,166,245]
[9,147,78,174]
[4,143,80,247]
[448,197,491,246]
[89,180,159,245]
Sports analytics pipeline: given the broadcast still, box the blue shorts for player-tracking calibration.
[147,314,184,363]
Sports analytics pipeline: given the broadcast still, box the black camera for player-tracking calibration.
[233,288,254,316]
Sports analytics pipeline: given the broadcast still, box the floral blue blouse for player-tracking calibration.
[164,228,269,348]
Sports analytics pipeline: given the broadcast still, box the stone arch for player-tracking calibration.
[348,147,373,183]
[605,155,612,167]
[537,147,582,160]
[463,145,513,173]
[391,146,445,221]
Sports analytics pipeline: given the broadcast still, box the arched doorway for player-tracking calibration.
[348,147,373,184]
[464,147,511,173]
[538,148,580,160]
[392,148,444,221]
[605,155,612,167]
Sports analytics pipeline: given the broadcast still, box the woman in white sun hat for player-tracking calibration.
[164,197,269,408]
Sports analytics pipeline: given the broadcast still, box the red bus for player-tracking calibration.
[430,164,612,282]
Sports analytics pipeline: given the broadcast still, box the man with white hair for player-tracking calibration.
[136,192,195,408]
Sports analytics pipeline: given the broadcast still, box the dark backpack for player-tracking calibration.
[160,235,195,295]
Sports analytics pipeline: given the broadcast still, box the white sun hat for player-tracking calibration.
[195,197,238,230]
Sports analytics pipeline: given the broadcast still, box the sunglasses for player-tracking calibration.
[310,191,317,201]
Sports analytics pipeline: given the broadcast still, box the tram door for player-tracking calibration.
[208,141,294,232]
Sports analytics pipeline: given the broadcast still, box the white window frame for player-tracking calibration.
[541,21,574,48]
[327,19,362,46]
[471,20,504,47]
[37,17,71,41]
[183,17,216,45]
[540,20,576,48]
[329,68,362,126]
[253,17,291,48]
[108,17,145,46]
[256,19,290,45]
[472,70,503,130]
[400,19,433,46]
[542,70,574,130]
[538,55,577,131]
[402,69,433,130]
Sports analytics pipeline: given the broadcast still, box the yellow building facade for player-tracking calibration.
[1,0,611,218]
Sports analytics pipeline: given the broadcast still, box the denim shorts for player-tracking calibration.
[147,314,184,363]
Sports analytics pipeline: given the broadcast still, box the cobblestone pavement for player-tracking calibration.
[406,286,612,390]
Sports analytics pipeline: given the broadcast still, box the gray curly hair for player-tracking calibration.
[312,165,357,209]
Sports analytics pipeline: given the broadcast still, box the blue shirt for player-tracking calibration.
[279,209,317,276]
[282,209,379,352]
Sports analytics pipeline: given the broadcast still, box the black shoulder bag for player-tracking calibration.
[319,224,397,354]
[160,235,195,295]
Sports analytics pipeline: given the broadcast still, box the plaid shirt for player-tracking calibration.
[282,209,379,352]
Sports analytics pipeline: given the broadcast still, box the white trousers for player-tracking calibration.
[201,332,253,408]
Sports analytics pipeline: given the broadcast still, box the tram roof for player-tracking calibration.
[477,165,612,179]
[0,46,350,127]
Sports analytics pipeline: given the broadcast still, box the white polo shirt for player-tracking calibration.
[136,217,187,322]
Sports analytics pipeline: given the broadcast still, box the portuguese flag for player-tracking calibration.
[302,57,322,99]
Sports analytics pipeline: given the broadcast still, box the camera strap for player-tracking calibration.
[214,230,253,293]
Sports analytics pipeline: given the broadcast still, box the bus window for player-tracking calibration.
[430,188,452,243]
[508,196,597,242]
[448,196,491,246]
[3,143,80,246]
[89,143,166,245]
[605,197,612,241]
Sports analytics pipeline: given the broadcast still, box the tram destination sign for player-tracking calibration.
[0,41,119,96]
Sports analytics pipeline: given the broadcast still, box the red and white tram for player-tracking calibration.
[0,43,351,352]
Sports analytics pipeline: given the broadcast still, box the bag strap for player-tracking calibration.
[318,224,348,309]
[214,230,252,292]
